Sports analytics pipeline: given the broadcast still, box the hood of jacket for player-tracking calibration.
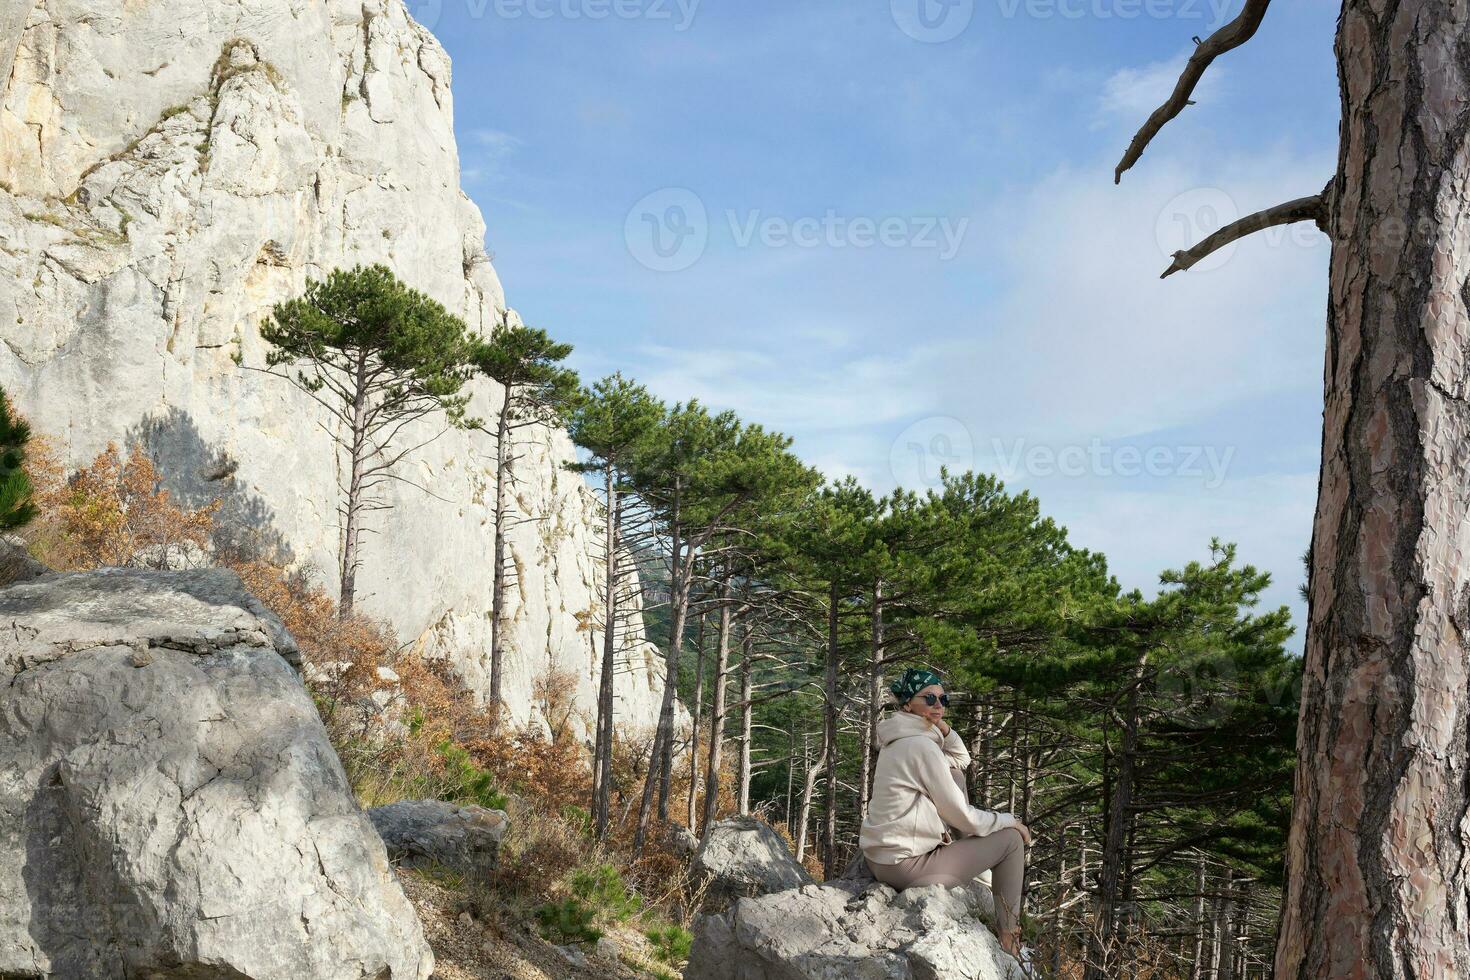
[875,709,945,750]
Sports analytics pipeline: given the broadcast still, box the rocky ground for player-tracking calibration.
[398,870,676,980]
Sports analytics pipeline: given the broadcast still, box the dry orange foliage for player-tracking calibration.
[27,440,218,572]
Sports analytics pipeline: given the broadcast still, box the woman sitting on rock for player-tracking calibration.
[859,667,1031,958]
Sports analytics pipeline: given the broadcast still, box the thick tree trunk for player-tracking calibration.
[1275,3,1470,977]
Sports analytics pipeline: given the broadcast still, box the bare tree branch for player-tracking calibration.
[1160,192,1324,278]
[1114,0,1273,183]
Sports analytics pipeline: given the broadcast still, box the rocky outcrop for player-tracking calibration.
[0,0,676,742]
[684,878,1026,980]
[368,799,507,881]
[692,816,813,903]
[0,566,433,978]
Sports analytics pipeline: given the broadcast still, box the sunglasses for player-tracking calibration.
[917,693,950,707]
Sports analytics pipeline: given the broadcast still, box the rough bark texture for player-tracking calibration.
[1275,2,1470,976]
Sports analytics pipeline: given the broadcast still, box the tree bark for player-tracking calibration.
[1275,3,1470,977]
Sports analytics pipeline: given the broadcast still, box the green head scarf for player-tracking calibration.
[890,668,944,704]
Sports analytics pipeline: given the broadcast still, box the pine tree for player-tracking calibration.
[472,319,581,723]
[567,373,666,841]
[0,392,36,531]
[258,264,478,618]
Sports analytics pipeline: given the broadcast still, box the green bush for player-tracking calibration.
[536,897,602,944]
[569,862,641,922]
[434,738,507,810]
[645,924,693,965]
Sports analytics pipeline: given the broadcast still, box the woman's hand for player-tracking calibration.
[935,718,951,738]
[1011,821,1033,846]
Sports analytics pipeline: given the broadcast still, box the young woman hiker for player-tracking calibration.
[859,667,1032,959]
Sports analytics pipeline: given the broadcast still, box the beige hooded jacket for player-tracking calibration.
[859,710,1019,865]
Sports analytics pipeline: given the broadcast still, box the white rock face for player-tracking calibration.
[0,0,677,740]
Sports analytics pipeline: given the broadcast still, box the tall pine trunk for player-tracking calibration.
[488,394,512,725]
[822,579,841,879]
[738,625,754,814]
[633,488,684,854]
[592,459,619,840]
[700,578,733,835]
[1275,3,1470,976]
[686,612,706,830]
[338,348,370,619]
[1089,650,1145,980]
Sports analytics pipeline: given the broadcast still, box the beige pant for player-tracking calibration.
[865,769,1026,934]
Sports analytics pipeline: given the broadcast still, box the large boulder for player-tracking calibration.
[684,878,1026,980]
[0,566,433,979]
[692,816,813,902]
[368,799,507,880]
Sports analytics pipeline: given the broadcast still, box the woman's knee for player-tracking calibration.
[994,827,1025,856]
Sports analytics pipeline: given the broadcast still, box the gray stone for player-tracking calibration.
[0,537,48,588]
[693,815,813,902]
[556,944,589,969]
[0,566,433,979]
[684,878,1025,980]
[0,0,683,746]
[369,798,508,880]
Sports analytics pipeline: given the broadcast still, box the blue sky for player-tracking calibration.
[417,0,1341,649]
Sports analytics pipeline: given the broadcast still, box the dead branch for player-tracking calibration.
[1160,191,1323,278]
[1115,0,1273,183]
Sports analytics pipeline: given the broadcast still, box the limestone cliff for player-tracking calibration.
[0,0,673,739]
